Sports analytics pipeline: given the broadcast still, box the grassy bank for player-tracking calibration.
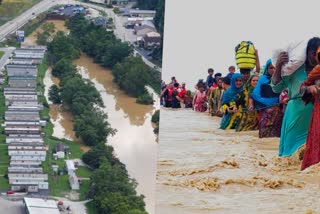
[37,56,92,200]
[0,0,42,26]
[0,73,9,189]
[0,51,4,59]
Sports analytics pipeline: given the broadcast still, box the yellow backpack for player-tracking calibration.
[235,41,256,69]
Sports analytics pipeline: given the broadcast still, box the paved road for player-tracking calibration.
[0,0,161,71]
[0,0,63,41]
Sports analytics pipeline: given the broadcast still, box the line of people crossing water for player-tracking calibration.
[161,37,320,171]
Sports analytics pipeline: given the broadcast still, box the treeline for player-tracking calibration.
[65,14,159,104]
[151,110,159,134]
[136,0,159,10]
[47,19,147,213]
[153,0,165,64]
[48,31,115,146]
[82,144,147,214]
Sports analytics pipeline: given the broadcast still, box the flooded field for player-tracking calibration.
[156,108,320,214]
[75,54,159,214]
[22,19,68,46]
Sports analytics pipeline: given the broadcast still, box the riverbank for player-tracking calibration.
[156,108,320,214]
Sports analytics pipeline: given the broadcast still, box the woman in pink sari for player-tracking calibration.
[193,82,207,112]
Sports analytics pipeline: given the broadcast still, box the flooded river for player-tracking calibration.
[75,54,159,214]
[27,19,159,213]
[156,108,320,214]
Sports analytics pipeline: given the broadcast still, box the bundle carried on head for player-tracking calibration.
[235,41,256,69]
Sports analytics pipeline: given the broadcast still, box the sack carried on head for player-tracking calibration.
[235,41,256,69]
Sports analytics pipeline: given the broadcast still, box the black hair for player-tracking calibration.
[208,68,214,73]
[173,82,179,88]
[240,68,251,73]
[306,37,320,57]
[228,66,235,70]
[214,72,222,77]
[222,77,231,85]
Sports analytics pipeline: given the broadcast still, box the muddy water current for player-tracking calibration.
[156,108,320,214]
[74,54,159,214]
[29,19,159,213]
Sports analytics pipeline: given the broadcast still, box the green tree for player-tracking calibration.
[112,56,151,97]
[136,91,154,105]
[51,58,77,79]
[36,22,56,45]
[113,7,120,14]
[74,109,115,146]
[82,143,123,169]
[47,31,80,63]
[48,84,61,104]
[151,110,159,123]
[89,160,147,214]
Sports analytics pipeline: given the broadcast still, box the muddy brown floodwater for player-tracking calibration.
[156,108,320,214]
[22,19,69,46]
[29,19,159,213]
[74,54,159,214]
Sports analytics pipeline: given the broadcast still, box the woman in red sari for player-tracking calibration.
[301,49,320,170]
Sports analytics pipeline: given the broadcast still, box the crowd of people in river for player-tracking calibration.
[161,37,320,171]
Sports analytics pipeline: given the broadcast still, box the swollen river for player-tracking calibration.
[156,108,320,214]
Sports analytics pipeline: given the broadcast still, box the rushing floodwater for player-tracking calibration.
[156,108,320,214]
[28,19,159,213]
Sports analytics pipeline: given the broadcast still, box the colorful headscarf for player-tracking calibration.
[250,59,279,108]
[263,58,273,77]
[221,73,244,104]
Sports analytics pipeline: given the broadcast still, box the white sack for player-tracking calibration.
[272,40,308,76]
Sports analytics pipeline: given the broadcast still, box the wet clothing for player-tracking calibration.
[251,59,282,137]
[301,65,320,170]
[220,74,244,129]
[301,96,320,170]
[172,88,181,108]
[193,91,207,112]
[271,65,313,157]
[209,87,223,117]
[235,88,259,132]
[162,88,173,108]
[259,106,283,138]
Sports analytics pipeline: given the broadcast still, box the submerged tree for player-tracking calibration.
[48,85,61,104]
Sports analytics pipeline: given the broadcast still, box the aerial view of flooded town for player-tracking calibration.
[0,0,163,213]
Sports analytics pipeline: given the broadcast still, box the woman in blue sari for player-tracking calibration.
[251,59,283,138]
[220,73,244,129]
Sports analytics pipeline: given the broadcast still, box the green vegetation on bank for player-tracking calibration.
[82,144,147,214]
[0,74,10,189]
[48,31,115,147]
[46,15,147,213]
[0,0,42,26]
[151,110,159,134]
[0,51,4,59]
[36,54,92,199]
[66,14,160,104]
